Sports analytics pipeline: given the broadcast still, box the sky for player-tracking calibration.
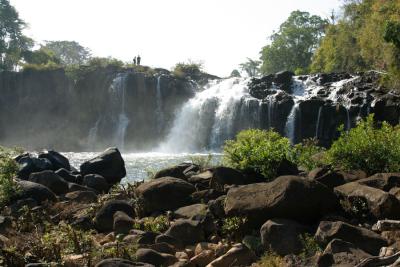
[10,0,342,77]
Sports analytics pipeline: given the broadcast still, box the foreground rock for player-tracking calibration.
[164,219,205,246]
[38,150,71,171]
[80,147,126,185]
[29,170,69,195]
[16,179,57,203]
[95,258,154,267]
[135,177,195,215]
[94,200,134,232]
[315,221,387,255]
[224,176,338,226]
[135,248,176,266]
[317,239,371,266]
[206,243,256,267]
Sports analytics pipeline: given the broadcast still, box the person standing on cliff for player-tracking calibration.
[133,56,136,65]
[137,55,141,65]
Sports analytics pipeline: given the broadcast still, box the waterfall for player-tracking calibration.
[315,106,323,138]
[346,108,351,131]
[267,95,275,129]
[87,118,101,150]
[158,77,257,153]
[109,73,130,151]
[155,75,164,134]
[285,103,299,144]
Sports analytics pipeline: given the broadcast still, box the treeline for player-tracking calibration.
[239,0,400,89]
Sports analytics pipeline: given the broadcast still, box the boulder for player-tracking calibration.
[55,168,77,183]
[164,219,205,246]
[209,167,245,192]
[65,191,97,203]
[174,204,208,219]
[188,170,213,189]
[38,150,71,171]
[17,155,53,179]
[308,167,345,189]
[317,239,371,267]
[155,234,184,250]
[357,173,400,192]
[208,196,226,218]
[82,174,109,193]
[16,180,57,203]
[191,189,223,203]
[224,176,338,226]
[68,182,95,193]
[94,200,134,232]
[275,158,299,177]
[315,221,387,255]
[95,258,154,267]
[147,242,176,255]
[189,249,215,266]
[80,147,126,185]
[135,177,195,215]
[260,219,309,256]
[334,182,400,219]
[206,243,256,267]
[113,211,135,234]
[274,71,294,92]
[135,248,177,266]
[153,163,196,179]
[29,170,69,195]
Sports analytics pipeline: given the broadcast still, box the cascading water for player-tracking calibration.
[110,73,130,151]
[315,106,323,138]
[87,118,101,150]
[155,75,164,134]
[285,103,299,144]
[158,77,259,153]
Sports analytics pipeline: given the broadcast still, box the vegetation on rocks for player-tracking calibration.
[0,146,21,206]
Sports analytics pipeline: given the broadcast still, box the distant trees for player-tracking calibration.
[260,11,328,75]
[43,41,91,65]
[230,69,241,77]
[0,0,32,71]
[239,58,260,77]
[173,60,204,80]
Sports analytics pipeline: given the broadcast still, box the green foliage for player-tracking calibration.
[223,129,292,180]
[239,58,261,77]
[134,215,170,233]
[0,0,33,71]
[230,69,241,77]
[22,61,63,72]
[384,21,400,50]
[0,146,20,207]
[256,252,284,267]
[173,60,203,80]
[43,40,91,65]
[327,115,400,175]
[291,138,325,171]
[299,233,322,259]
[22,47,60,65]
[260,10,327,74]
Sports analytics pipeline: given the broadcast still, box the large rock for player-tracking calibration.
[82,174,109,193]
[206,243,256,267]
[174,204,208,219]
[357,173,400,192]
[38,150,71,171]
[95,258,154,267]
[16,180,57,203]
[164,219,205,246]
[17,155,53,179]
[135,177,195,215]
[80,147,126,185]
[315,221,387,255]
[55,168,77,183]
[260,219,309,256]
[113,211,135,234]
[209,167,245,192]
[334,182,400,219]
[317,239,371,267]
[65,190,97,203]
[308,167,345,189]
[28,170,69,195]
[153,163,196,180]
[94,200,134,232]
[135,248,177,266]
[224,176,338,226]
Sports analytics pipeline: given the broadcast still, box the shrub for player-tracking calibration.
[290,138,326,171]
[223,129,292,180]
[256,252,284,267]
[0,147,21,207]
[299,233,322,259]
[134,215,170,233]
[221,216,248,241]
[172,61,203,80]
[327,114,400,175]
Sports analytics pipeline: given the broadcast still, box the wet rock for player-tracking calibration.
[315,221,387,255]
[113,211,134,234]
[135,177,195,215]
[80,147,126,185]
[335,182,400,219]
[29,170,69,195]
[165,219,205,246]
[94,200,134,232]
[38,150,71,171]
[174,204,208,219]
[225,176,338,226]
[274,71,294,92]
[16,180,57,203]
[65,190,97,203]
[135,248,177,266]
[82,174,109,193]
[260,218,309,256]
[206,243,256,267]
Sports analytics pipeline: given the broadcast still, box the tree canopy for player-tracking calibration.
[43,40,91,65]
[260,10,328,75]
[0,0,32,71]
[239,58,260,77]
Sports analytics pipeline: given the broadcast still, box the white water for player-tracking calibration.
[158,77,257,153]
[155,75,164,134]
[285,103,299,144]
[110,73,130,151]
[87,118,101,150]
[315,106,323,138]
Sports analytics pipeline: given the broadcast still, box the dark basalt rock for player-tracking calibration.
[94,200,134,232]
[38,150,71,171]
[16,180,57,203]
[28,170,69,195]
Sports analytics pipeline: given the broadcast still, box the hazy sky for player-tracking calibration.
[10,0,341,77]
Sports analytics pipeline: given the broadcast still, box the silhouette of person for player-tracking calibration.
[133,57,136,65]
[137,55,141,65]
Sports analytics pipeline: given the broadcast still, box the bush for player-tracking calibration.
[172,61,203,80]
[134,215,170,233]
[223,129,292,180]
[327,114,400,175]
[291,138,325,171]
[0,147,21,207]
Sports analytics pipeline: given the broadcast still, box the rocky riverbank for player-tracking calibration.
[2,147,400,266]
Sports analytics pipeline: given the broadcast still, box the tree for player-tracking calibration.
[239,58,260,77]
[22,48,60,65]
[230,69,241,77]
[43,40,91,65]
[260,10,328,74]
[0,0,32,71]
